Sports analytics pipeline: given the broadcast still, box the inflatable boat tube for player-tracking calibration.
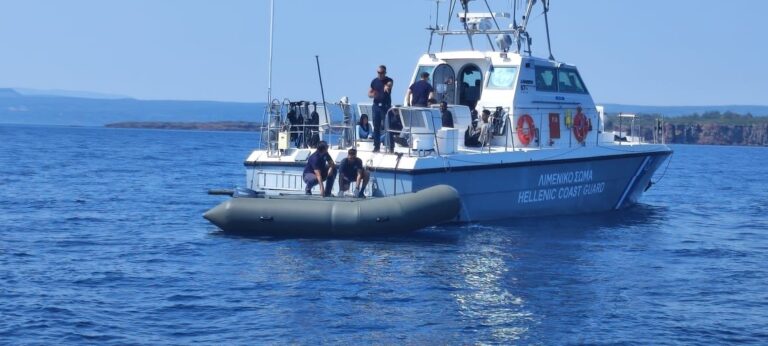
[203,185,461,236]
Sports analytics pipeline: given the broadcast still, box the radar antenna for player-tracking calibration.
[429,0,552,57]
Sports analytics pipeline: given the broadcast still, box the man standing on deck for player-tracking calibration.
[368,65,393,153]
[303,141,336,197]
[406,72,434,107]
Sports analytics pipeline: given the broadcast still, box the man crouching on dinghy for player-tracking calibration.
[337,148,369,198]
[303,141,336,197]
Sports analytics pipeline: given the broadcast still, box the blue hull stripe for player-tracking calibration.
[246,150,672,175]
[614,155,650,210]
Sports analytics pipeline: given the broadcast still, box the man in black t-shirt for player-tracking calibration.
[302,141,336,196]
[407,72,434,107]
[368,65,393,152]
[440,101,454,128]
[337,148,369,198]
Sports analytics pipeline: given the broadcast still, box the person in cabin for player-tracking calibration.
[440,101,454,128]
[302,141,336,197]
[357,114,372,139]
[368,65,393,153]
[406,72,434,107]
[337,148,369,198]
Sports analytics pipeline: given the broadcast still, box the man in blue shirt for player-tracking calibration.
[406,72,434,107]
[368,65,393,153]
[337,148,369,198]
[303,141,336,197]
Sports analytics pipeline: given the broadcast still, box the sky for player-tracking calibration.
[0,0,766,105]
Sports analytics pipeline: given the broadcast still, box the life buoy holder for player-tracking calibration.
[516,114,536,146]
[573,111,589,143]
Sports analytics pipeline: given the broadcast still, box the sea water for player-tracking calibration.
[1,125,767,344]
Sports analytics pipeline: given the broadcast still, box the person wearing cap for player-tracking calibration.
[336,148,369,198]
[406,72,434,107]
[302,141,336,197]
[368,65,394,153]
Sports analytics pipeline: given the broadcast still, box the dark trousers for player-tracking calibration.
[372,104,389,151]
[303,171,336,196]
[338,173,369,197]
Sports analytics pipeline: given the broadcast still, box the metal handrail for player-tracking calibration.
[384,106,444,157]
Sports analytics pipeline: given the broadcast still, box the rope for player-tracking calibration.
[651,152,673,185]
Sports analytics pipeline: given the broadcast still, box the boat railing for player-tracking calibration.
[479,106,514,152]
[383,106,443,157]
[262,99,357,156]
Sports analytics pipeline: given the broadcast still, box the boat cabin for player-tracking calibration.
[400,51,601,150]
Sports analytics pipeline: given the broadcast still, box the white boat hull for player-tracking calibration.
[244,146,671,222]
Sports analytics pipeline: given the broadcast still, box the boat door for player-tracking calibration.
[432,64,456,104]
[458,64,483,110]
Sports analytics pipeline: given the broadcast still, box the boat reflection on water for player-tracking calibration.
[448,203,669,343]
[453,247,531,342]
[207,204,667,343]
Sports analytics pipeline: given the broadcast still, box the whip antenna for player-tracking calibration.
[315,55,330,126]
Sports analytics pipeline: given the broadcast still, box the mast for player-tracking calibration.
[266,0,275,105]
[259,0,276,151]
[542,0,554,60]
[432,0,544,56]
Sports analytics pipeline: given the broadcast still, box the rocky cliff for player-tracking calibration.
[606,112,768,146]
[661,123,768,146]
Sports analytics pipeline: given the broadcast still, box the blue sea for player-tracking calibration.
[1,124,767,345]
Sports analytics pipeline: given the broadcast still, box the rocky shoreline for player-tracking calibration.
[107,113,768,146]
[604,112,768,146]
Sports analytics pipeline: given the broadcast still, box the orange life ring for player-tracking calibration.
[573,111,588,143]
[516,114,536,146]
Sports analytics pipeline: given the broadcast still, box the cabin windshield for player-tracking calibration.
[535,66,558,92]
[487,66,518,89]
[535,65,589,94]
[557,68,588,93]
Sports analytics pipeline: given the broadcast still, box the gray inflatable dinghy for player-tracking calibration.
[203,185,461,236]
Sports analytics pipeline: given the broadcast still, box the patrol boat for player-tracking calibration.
[236,0,672,222]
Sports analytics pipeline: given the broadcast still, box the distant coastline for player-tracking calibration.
[604,112,768,146]
[105,121,261,132]
[106,111,768,146]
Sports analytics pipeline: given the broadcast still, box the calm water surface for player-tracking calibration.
[1,125,767,345]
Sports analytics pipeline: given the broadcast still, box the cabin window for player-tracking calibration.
[458,64,483,109]
[414,65,435,84]
[432,64,456,104]
[535,66,558,92]
[487,66,518,89]
[557,68,588,94]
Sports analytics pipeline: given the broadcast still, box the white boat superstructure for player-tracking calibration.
[245,0,672,222]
